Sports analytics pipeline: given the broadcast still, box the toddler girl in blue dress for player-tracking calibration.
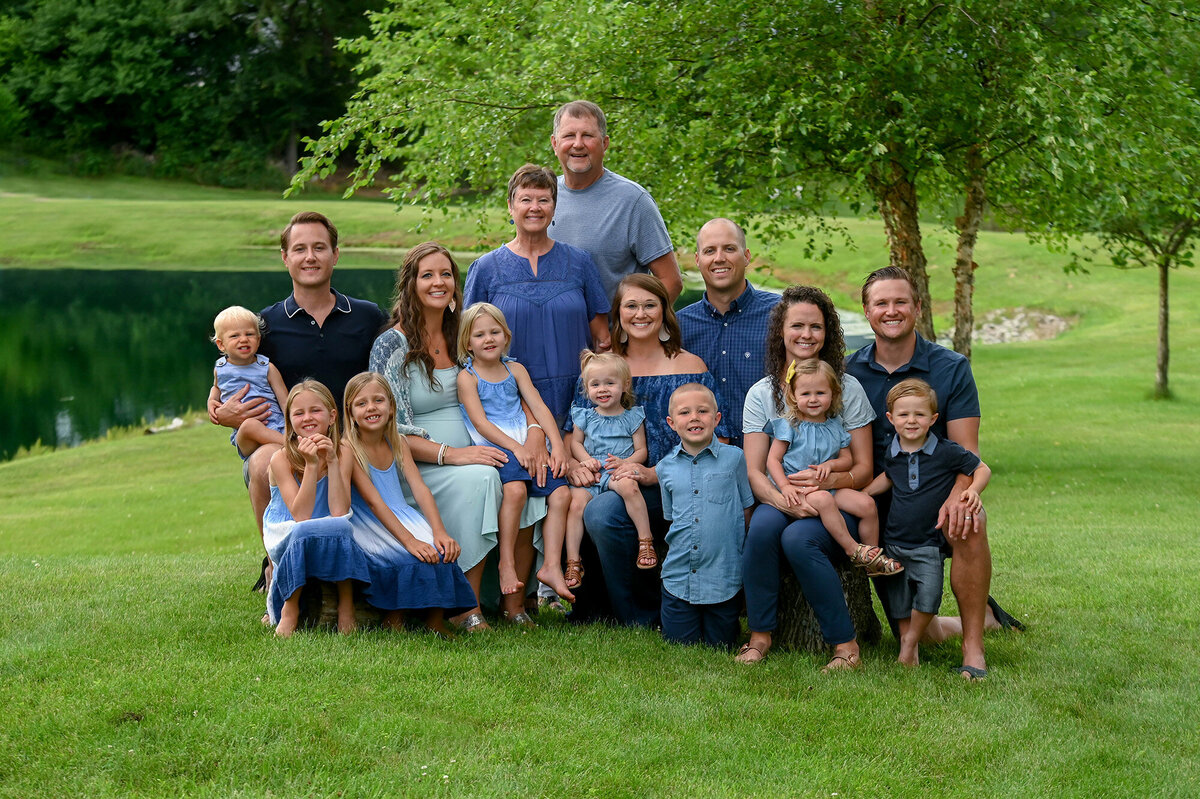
[766,360,901,577]
[566,351,653,587]
[456,303,574,606]
[342,372,477,636]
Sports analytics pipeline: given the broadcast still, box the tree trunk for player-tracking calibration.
[952,146,986,359]
[774,559,883,653]
[1156,257,1170,398]
[871,155,936,340]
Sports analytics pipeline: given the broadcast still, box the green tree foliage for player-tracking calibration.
[1,0,374,184]
[295,1,1131,344]
[1039,6,1200,399]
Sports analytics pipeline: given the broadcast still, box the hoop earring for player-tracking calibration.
[658,327,671,342]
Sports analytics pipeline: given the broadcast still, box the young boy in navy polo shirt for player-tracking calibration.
[866,378,992,676]
[656,383,754,648]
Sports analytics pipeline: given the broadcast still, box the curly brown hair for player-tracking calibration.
[764,286,846,412]
[609,273,682,358]
[386,242,463,388]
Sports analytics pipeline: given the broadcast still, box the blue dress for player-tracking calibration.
[569,404,647,493]
[460,357,567,496]
[463,242,609,430]
[767,417,851,476]
[262,475,372,625]
[349,458,477,614]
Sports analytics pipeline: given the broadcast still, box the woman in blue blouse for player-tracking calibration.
[568,273,726,627]
[464,164,610,432]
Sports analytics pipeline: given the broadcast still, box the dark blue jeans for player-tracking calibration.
[743,504,861,646]
[660,587,741,649]
[575,485,668,628]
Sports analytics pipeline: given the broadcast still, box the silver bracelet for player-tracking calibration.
[437,443,448,466]
[527,423,543,432]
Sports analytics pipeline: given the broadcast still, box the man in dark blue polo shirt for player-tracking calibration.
[212,211,385,562]
[677,218,779,448]
[846,266,1021,678]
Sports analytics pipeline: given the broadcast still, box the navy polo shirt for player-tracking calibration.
[880,433,981,548]
[259,289,386,408]
[845,334,980,468]
[678,281,780,448]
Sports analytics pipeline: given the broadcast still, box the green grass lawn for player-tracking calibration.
[2,172,1199,796]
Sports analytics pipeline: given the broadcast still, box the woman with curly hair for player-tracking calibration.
[735,286,878,670]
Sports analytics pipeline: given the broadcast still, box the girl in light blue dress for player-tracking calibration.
[766,360,900,577]
[566,351,653,588]
[456,303,575,605]
[342,373,477,636]
[263,380,371,637]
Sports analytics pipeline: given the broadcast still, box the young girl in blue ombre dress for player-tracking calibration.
[456,302,574,606]
[263,380,371,637]
[566,350,653,588]
[341,372,476,636]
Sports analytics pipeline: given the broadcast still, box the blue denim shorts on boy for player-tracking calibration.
[881,544,944,616]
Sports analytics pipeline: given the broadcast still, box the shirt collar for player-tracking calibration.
[701,280,756,317]
[282,289,351,318]
[861,333,934,373]
[889,431,939,457]
[672,435,721,462]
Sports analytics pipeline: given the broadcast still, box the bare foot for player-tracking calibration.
[425,614,457,640]
[337,605,358,635]
[498,563,525,596]
[382,610,406,631]
[535,565,576,602]
[897,645,920,667]
[276,602,300,639]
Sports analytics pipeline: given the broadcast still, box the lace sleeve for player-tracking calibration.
[369,330,430,439]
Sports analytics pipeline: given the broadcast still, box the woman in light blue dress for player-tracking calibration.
[370,242,547,630]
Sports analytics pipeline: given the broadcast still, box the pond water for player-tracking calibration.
[0,270,869,461]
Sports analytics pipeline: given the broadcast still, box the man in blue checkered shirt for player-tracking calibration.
[678,218,780,447]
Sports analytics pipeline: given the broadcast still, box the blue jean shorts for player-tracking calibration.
[881,544,945,616]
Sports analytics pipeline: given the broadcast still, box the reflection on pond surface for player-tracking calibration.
[0,269,399,461]
[1,270,866,461]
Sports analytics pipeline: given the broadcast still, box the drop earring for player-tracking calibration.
[619,328,628,344]
[658,327,670,342]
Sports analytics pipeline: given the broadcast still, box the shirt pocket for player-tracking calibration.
[704,473,736,505]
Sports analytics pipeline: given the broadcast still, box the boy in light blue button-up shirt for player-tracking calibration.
[656,384,754,648]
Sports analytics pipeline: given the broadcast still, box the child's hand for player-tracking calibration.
[404,538,441,564]
[602,454,628,472]
[433,530,461,563]
[512,443,535,472]
[297,435,323,465]
[548,448,568,478]
[810,462,832,482]
[781,485,806,507]
[959,489,983,515]
[582,457,602,474]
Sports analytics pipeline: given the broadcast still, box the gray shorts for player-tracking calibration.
[881,544,945,617]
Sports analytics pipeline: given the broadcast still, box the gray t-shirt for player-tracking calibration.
[551,169,674,299]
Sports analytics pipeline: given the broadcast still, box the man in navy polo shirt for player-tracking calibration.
[678,218,779,448]
[846,265,1021,677]
[212,211,385,554]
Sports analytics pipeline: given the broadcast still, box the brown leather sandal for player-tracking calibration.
[636,539,658,570]
[822,651,862,673]
[564,559,585,588]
